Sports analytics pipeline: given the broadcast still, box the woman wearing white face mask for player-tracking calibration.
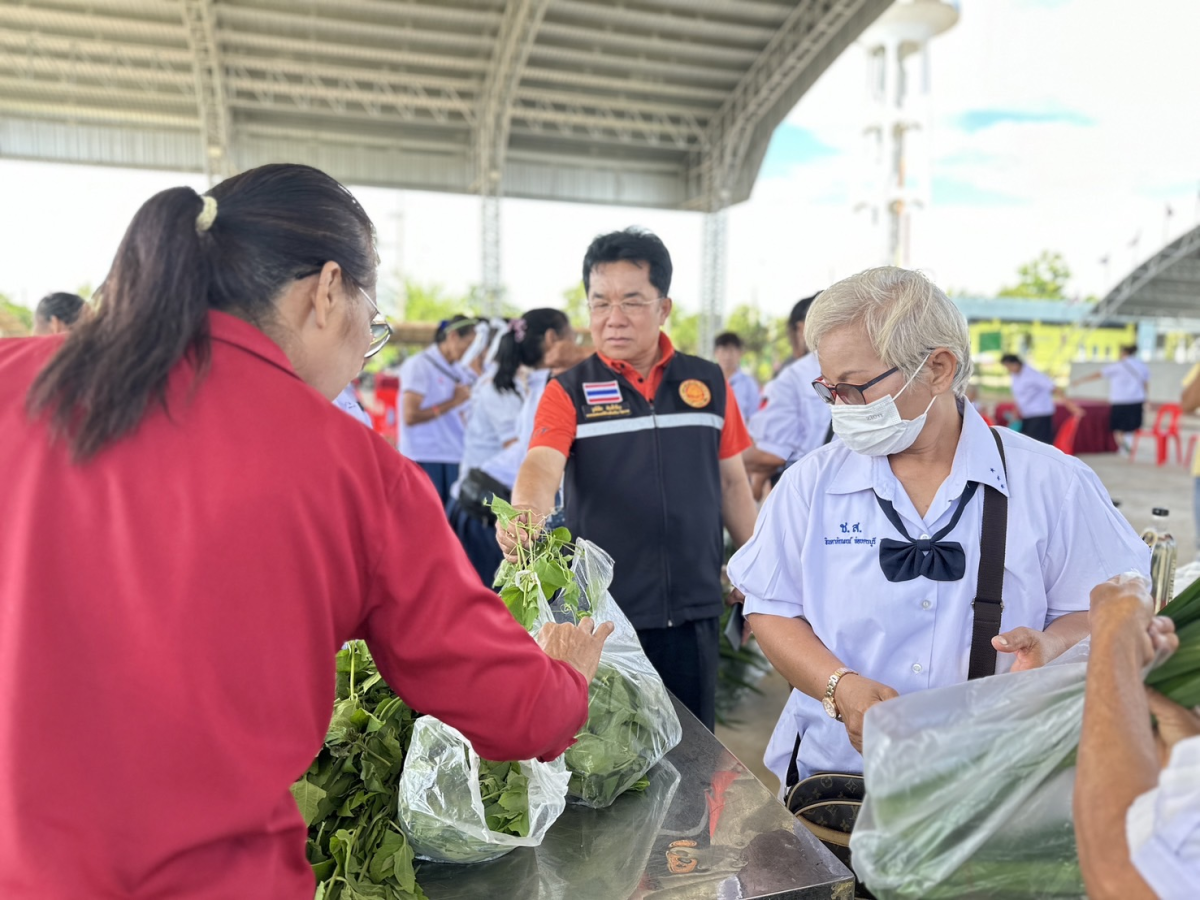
[727,268,1149,855]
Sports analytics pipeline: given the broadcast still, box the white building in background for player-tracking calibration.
[857,0,959,268]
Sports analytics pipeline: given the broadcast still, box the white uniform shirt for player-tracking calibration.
[480,369,551,489]
[1010,364,1056,418]
[333,384,372,428]
[729,369,761,424]
[728,402,1149,785]
[398,345,474,464]
[1128,735,1200,899]
[455,375,524,489]
[749,352,832,463]
[1103,357,1150,404]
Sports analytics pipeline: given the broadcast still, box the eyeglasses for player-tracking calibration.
[358,287,392,359]
[812,367,899,406]
[587,297,663,318]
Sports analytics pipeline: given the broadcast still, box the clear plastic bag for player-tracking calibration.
[557,540,684,809]
[395,716,570,864]
[851,640,1093,900]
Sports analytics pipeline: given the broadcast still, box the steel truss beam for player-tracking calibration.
[1087,226,1200,326]
[476,0,551,314]
[180,0,231,183]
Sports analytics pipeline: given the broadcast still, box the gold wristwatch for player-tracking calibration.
[822,667,856,720]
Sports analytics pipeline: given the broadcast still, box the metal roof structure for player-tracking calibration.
[0,0,891,321]
[1088,224,1200,329]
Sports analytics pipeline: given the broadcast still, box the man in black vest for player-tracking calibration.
[498,227,757,730]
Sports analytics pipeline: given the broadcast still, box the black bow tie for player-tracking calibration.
[875,482,980,583]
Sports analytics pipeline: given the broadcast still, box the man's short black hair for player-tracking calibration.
[35,291,87,326]
[1000,354,1022,366]
[788,292,821,331]
[714,331,743,350]
[582,227,672,297]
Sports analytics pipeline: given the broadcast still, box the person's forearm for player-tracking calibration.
[747,614,843,699]
[511,454,562,520]
[743,446,787,475]
[721,470,758,548]
[1075,616,1159,900]
[403,396,461,426]
[1043,610,1089,660]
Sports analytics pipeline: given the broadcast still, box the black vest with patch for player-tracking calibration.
[555,351,727,630]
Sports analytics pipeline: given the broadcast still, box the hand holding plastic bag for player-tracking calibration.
[851,641,1092,900]
[396,717,570,864]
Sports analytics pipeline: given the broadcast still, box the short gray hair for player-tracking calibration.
[805,267,972,396]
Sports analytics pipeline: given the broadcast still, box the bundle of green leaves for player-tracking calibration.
[292,642,424,900]
[400,755,532,863]
[858,574,1200,900]
[1146,574,1200,705]
[490,498,581,629]
[490,498,657,807]
[293,643,535,899]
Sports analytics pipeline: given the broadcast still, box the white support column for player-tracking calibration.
[480,187,502,316]
[699,207,729,359]
[180,0,232,184]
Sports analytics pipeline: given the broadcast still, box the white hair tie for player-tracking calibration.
[195,195,218,233]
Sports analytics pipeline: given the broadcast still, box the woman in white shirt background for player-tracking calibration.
[447,308,583,585]
[398,314,477,503]
[727,267,1149,805]
[1073,344,1151,454]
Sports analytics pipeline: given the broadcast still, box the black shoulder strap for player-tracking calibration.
[968,427,1009,680]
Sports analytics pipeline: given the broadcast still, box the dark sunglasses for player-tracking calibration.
[812,366,899,406]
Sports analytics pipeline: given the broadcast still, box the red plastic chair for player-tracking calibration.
[1053,415,1083,456]
[1130,404,1182,466]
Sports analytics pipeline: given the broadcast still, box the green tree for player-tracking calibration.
[0,293,33,336]
[561,283,588,329]
[998,251,1072,300]
[400,279,476,322]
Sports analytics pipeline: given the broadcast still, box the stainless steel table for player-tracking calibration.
[418,697,855,900]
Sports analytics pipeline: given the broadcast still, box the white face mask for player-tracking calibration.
[830,361,935,457]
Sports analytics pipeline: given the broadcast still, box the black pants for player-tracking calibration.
[637,616,719,732]
[445,498,503,588]
[1022,414,1054,444]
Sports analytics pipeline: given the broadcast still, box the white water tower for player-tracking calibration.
[858,0,959,267]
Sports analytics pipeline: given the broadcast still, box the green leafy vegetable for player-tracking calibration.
[297,642,425,900]
[490,498,580,629]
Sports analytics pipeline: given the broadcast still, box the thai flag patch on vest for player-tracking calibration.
[582,380,622,405]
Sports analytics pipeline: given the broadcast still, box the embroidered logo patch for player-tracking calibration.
[582,380,622,405]
[679,379,712,409]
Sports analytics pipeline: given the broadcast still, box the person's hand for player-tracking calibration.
[1089,574,1163,666]
[1147,689,1200,765]
[834,674,899,753]
[494,507,543,561]
[451,383,472,407]
[1066,401,1085,418]
[536,617,615,683]
[726,586,745,608]
[993,626,1065,672]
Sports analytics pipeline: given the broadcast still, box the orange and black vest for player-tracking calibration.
[555,351,727,630]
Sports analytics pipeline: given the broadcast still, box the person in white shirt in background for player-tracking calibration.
[1000,353,1082,444]
[727,267,1148,800]
[743,294,832,500]
[333,381,372,427]
[398,314,477,503]
[1072,344,1151,454]
[1076,574,1199,900]
[714,331,761,425]
[447,309,587,585]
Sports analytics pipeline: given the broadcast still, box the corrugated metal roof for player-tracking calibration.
[0,0,889,209]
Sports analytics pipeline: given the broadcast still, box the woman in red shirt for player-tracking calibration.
[0,163,608,899]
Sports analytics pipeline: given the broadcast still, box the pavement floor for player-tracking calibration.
[715,447,1198,793]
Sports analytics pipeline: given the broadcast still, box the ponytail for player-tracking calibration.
[28,188,215,460]
[492,308,570,394]
[27,163,376,461]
